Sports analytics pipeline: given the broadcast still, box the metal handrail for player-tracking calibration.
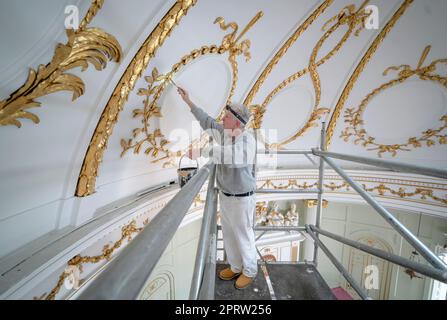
[190,165,217,299]
[313,122,326,266]
[252,134,447,298]
[306,225,370,300]
[309,225,447,283]
[254,226,306,232]
[257,149,313,155]
[320,154,447,271]
[198,188,219,300]
[77,162,213,300]
[256,189,320,194]
[74,130,446,299]
[312,149,447,180]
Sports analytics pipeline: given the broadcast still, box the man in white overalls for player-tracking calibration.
[178,87,257,289]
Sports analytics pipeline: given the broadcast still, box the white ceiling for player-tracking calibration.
[0,0,446,257]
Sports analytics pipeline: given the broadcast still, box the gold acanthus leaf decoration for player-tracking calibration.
[120,68,174,164]
[75,0,197,197]
[340,45,447,157]
[0,1,122,128]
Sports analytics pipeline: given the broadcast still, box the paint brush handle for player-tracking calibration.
[170,79,180,89]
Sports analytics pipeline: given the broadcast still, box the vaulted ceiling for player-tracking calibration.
[0,0,446,257]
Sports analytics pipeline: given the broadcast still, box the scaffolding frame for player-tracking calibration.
[77,123,447,300]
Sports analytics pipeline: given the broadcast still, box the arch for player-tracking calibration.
[138,270,176,300]
[345,234,393,300]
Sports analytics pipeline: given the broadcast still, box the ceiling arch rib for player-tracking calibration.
[243,0,333,107]
[325,0,414,149]
[253,1,374,149]
[75,0,197,197]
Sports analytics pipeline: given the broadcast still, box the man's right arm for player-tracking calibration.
[190,104,224,134]
[177,87,223,134]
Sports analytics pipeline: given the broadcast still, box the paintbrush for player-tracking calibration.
[170,78,180,89]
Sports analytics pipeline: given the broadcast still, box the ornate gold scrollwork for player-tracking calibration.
[246,1,372,149]
[244,0,334,107]
[120,12,263,167]
[325,0,414,149]
[362,183,447,205]
[75,0,197,197]
[257,177,446,206]
[0,0,122,128]
[34,219,149,300]
[340,45,447,157]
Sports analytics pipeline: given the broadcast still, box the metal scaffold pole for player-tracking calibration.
[312,122,326,266]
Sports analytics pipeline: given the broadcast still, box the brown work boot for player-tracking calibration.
[235,274,254,289]
[219,268,241,281]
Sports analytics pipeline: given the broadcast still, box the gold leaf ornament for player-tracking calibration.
[325,0,414,149]
[0,1,122,128]
[246,1,371,148]
[340,45,447,157]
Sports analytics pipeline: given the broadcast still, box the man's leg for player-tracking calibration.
[231,195,257,278]
[219,192,243,273]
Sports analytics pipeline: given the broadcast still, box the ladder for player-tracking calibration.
[76,123,447,300]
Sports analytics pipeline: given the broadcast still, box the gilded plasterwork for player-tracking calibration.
[0,0,122,128]
[306,199,329,208]
[340,45,447,157]
[243,0,334,107]
[120,12,263,167]
[258,178,350,192]
[34,219,149,300]
[75,0,197,197]
[246,1,372,149]
[257,177,447,206]
[325,0,414,149]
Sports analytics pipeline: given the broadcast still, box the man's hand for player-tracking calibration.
[187,147,201,160]
[177,87,192,107]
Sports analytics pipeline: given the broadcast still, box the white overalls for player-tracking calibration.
[204,130,258,277]
[219,190,257,277]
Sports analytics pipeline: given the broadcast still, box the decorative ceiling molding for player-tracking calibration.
[35,219,149,300]
[325,0,414,150]
[243,1,374,149]
[260,1,372,148]
[341,45,447,157]
[120,12,263,168]
[0,0,122,128]
[257,174,447,208]
[243,0,333,107]
[75,0,197,197]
